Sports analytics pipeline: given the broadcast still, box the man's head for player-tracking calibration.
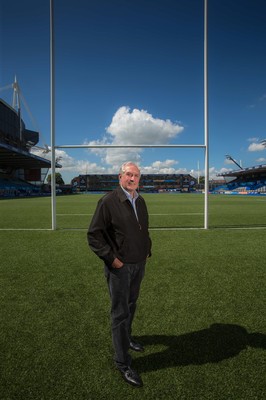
[119,162,141,195]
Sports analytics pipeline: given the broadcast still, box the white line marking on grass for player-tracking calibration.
[57,213,204,216]
[150,227,205,230]
[55,227,206,231]
[55,226,266,231]
[1,226,266,231]
[57,214,93,216]
[217,226,266,230]
[151,213,203,216]
[150,226,266,230]
[0,228,53,231]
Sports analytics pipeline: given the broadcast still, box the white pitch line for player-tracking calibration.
[150,213,203,215]
[56,226,266,231]
[151,226,266,231]
[57,214,93,216]
[1,226,266,231]
[0,228,53,231]
[57,213,204,216]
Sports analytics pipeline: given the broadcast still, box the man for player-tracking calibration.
[87,162,152,387]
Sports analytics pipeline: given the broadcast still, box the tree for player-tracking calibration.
[47,172,64,185]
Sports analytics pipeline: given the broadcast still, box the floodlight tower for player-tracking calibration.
[12,76,23,141]
[225,154,243,170]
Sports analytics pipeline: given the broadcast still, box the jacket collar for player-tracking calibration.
[116,185,138,202]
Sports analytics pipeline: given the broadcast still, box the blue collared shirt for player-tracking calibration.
[121,186,139,220]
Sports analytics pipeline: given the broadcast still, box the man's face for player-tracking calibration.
[119,164,140,195]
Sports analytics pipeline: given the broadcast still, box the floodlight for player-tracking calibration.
[225,154,243,170]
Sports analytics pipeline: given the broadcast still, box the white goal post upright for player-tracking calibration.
[49,0,209,230]
[50,0,56,230]
[204,0,209,229]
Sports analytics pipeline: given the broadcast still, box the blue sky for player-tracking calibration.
[1,0,266,183]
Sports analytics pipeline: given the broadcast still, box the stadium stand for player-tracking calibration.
[0,82,60,198]
[71,173,197,193]
[216,165,266,194]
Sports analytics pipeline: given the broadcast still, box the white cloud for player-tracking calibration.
[151,159,178,169]
[30,146,225,183]
[259,94,266,102]
[208,167,218,180]
[84,106,184,171]
[247,94,266,108]
[32,108,230,183]
[217,167,233,174]
[31,147,76,169]
[30,147,106,178]
[224,158,235,165]
[248,142,265,151]
[105,148,141,167]
[141,162,181,175]
[256,157,266,163]
[83,138,108,158]
[200,167,233,180]
[107,106,183,145]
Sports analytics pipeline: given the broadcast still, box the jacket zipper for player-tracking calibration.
[128,199,141,230]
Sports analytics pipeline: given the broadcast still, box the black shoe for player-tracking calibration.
[129,339,144,352]
[120,367,143,387]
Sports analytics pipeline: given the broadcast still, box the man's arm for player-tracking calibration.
[87,200,116,266]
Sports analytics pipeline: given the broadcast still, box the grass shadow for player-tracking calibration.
[133,323,266,372]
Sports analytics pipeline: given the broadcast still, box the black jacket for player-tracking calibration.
[87,186,152,266]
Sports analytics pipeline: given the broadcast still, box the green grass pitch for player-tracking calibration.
[0,193,265,399]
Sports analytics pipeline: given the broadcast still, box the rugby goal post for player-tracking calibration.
[49,0,209,230]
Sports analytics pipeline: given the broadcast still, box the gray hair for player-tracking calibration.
[119,162,141,175]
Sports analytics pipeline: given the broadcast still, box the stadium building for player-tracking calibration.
[72,165,266,195]
[0,79,60,197]
[216,165,266,194]
[71,173,197,193]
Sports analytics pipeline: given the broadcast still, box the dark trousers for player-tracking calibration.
[104,260,146,370]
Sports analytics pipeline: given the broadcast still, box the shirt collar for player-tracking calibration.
[120,185,139,201]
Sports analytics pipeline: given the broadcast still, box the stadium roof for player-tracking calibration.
[217,164,266,178]
[0,142,61,169]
